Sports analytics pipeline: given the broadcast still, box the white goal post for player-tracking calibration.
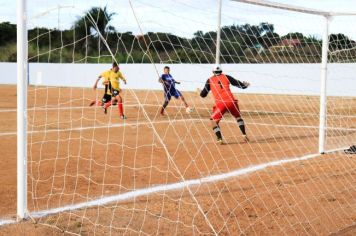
[230,0,356,153]
[17,0,28,220]
[232,0,356,16]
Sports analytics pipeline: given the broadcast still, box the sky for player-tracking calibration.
[1,0,356,39]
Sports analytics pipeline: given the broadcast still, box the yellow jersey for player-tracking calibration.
[100,69,126,94]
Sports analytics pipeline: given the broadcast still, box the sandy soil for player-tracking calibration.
[0,85,355,235]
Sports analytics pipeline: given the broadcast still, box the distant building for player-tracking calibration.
[135,34,144,40]
[268,38,301,52]
[279,39,301,48]
[253,43,264,54]
[244,43,264,55]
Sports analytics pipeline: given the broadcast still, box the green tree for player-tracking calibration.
[73,6,116,38]
[0,22,16,46]
[259,32,280,48]
[259,22,274,35]
[329,33,353,50]
[283,32,304,40]
[71,6,116,57]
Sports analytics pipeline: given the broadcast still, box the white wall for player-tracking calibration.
[0,63,355,97]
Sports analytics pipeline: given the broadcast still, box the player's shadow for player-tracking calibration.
[226,129,356,145]
[226,133,317,145]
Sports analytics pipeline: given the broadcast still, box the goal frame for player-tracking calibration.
[15,0,355,220]
[231,0,356,154]
[17,0,28,220]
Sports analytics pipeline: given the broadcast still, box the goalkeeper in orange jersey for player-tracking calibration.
[90,62,127,119]
[200,66,250,144]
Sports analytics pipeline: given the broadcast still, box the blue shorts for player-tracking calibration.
[165,89,182,101]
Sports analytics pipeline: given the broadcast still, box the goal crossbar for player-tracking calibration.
[231,0,356,17]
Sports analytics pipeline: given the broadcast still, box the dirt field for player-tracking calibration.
[0,85,355,235]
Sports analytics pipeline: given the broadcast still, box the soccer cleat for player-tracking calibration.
[120,115,127,119]
[344,145,356,154]
[243,135,249,142]
[185,106,194,114]
[217,138,225,145]
[89,100,96,107]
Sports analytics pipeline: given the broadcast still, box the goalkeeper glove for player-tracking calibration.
[243,81,250,88]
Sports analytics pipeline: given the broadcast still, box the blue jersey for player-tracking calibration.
[161,73,182,101]
[161,74,176,92]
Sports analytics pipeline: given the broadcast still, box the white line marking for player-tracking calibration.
[1,118,355,137]
[0,103,173,113]
[0,103,356,118]
[0,219,15,226]
[0,147,346,227]
[0,119,199,137]
[1,104,355,118]
[247,121,356,131]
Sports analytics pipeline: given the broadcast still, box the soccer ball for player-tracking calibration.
[186,107,194,114]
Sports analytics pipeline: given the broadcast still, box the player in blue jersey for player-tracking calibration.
[159,66,193,115]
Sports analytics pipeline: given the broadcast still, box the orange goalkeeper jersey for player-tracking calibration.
[209,74,235,103]
[200,74,248,103]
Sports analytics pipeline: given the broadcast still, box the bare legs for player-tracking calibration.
[179,95,189,108]
[161,95,190,116]
[160,100,169,115]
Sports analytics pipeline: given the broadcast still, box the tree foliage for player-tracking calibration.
[0,22,16,46]
[1,7,355,63]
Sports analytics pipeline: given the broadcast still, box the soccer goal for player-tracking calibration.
[1,0,355,234]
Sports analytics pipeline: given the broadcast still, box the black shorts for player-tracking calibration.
[111,89,120,97]
[102,94,112,104]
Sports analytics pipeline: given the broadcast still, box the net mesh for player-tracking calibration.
[0,0,355,235]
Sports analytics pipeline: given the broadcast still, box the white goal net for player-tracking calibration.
[0,0,355,235]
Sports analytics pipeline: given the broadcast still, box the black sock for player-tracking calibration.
[213,126,222,140]
[237,119,246,135]
[161,101,169,112]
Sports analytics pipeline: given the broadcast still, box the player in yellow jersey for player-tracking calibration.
[90,62,127,119]
[89,67,116,107]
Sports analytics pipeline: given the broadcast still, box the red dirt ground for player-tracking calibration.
[0,85,355,235]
